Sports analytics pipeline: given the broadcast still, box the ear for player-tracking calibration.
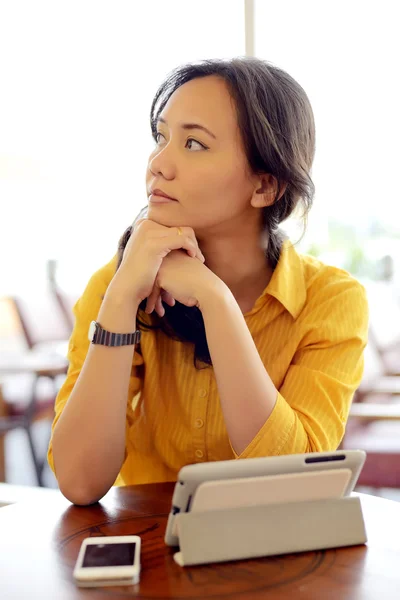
[250,174,287,208]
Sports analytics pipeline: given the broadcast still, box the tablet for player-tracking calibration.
[190,468,352,512]
[164,449,366,546]
[172,468,352,537]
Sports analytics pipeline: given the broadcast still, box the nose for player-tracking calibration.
[148,142,176,180]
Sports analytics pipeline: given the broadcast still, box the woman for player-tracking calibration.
[48,57,368,505]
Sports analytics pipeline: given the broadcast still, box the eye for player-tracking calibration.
[186,138,207,151]
[154,132,208,151]
[155,132,166,144]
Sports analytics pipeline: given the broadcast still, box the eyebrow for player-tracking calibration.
[157,116,217,140]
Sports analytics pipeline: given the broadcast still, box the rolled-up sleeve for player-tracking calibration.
[47,260,143,475]
[232,281,369,459]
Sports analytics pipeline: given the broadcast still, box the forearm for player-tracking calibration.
[201,286,278,455]
[52,282,139,505]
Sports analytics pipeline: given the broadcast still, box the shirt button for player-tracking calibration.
[195,449,204,459]
[194,418,204,428]
[198,389,208,398]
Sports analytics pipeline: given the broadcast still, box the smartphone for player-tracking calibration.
[73,535,141,587]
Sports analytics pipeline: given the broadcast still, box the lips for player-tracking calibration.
[150,188,177,201]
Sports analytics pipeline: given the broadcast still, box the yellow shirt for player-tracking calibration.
[47,240,369,486]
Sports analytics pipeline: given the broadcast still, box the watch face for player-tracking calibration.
[88,320,97,342]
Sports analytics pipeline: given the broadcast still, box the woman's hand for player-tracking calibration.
[145,250,224,315]
[111,220,205,309]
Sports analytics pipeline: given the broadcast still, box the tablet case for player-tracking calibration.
[173,495,367,567]
[165,450,366,546]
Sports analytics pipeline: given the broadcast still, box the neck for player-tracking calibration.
[196,215,273,305]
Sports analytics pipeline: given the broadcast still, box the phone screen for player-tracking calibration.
[82,542,137,568]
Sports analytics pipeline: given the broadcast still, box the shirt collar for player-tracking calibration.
[263,239,307,319]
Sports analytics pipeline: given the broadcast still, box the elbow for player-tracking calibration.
[58,480,107,506]
[54,462,111,505]
[52,452,117,506]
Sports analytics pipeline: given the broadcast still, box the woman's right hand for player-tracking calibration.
[109,219,205,309]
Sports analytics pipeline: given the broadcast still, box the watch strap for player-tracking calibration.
[92,324,141,347]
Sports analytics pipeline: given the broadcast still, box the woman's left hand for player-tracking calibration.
[145,250,222,315]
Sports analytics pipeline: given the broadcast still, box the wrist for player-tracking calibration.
[197,278,233,315]
[99,281,140,333]
[106,275,141,313]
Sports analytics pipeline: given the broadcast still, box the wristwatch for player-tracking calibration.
[88,320,141,346]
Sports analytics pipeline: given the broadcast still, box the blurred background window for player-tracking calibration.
[0,0,245,296]
[254,0,400,288]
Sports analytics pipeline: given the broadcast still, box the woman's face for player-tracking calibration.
[145,75,262,234]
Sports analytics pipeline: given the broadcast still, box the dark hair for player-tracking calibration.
[117,57,315,367]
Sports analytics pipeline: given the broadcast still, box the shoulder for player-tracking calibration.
[87,254,118,289]
[301,251,367,305]
[64,255,119,360]
[74,255,118,316]
[297,251,368,336]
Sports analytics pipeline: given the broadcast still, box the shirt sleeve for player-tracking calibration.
[47,260,143,475]
[233,279,369,459]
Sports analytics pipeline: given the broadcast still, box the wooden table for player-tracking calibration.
[1,483,399,599]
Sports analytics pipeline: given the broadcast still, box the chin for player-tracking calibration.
[147,205,185,227]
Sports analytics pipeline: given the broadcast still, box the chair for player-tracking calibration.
[364,280,400,376]
[0,291,70,486]
[344,288,400,488]
[46,258,77,332]
[0,374,64,485]
[12,290,71,353]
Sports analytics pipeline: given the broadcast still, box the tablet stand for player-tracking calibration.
[173,496,367,567]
